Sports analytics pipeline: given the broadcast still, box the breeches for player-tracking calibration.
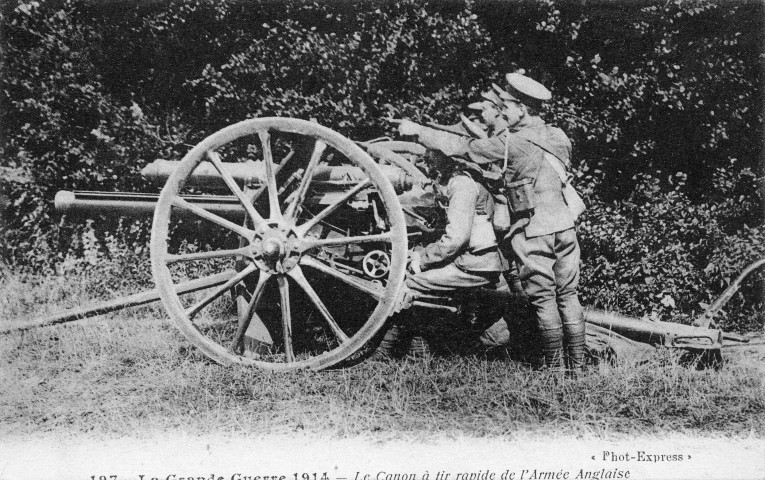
[406,263,500,293]
[508,227,585,367]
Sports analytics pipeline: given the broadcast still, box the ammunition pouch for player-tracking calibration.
[492,194,511,234]
[505,177,536,214]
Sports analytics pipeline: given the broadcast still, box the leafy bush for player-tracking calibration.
[184,0,496,136]
[579,169,764,331]
[55,219,153,294]
[1,0,762,331]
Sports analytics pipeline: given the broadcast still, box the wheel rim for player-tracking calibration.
[151,118,408,370]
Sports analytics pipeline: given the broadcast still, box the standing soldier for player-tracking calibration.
[397,73,585,374]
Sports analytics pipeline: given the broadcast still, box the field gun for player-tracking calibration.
[55,158,418,220]
[7,117,761,370]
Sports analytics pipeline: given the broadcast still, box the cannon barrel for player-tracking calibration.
[56,159,417,218]
[141,160,259,189]
[54,190,245,220]
[141,159,414,193]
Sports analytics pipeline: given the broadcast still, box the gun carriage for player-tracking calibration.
[7,117,761,370]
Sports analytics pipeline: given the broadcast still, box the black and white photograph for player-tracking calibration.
[1,0,763,478]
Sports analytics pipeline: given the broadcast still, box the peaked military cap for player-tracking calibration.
[492,83,518,102]
[480,90,504,107]
[468,100,493,110]
[505,72,552,101]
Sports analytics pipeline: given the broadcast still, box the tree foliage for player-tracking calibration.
[1,0,762,330]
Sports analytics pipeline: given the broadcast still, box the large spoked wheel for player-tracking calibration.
[150,118,408,370]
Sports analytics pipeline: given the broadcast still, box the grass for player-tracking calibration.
[1,268,764,442]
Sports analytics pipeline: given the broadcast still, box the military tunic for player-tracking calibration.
[412,117,586,370]
[406,173,504,293]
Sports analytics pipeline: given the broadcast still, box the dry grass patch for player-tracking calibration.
[1,270,764,441]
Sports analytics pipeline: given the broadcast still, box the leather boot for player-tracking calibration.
[370,324,405,360]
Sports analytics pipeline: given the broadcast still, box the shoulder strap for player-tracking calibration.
[503,131,510,174]
[512,128,561,160]
[512,128,569,183]
[542,152,568,184]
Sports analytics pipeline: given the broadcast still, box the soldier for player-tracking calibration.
[373,100,506,360]
[406,148,505,294]
[397,73,585,374]
[372,146,505,360]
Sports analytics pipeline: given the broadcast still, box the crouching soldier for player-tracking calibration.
[406,148,505,294]
[372,149,506,359]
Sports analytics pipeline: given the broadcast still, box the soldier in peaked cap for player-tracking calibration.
[412,96,492,139]
[398,72,586,375]
[499,73,586,375]
[505,72,552,101]
[492,82,518,101]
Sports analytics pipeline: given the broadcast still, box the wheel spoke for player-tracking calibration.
[277,276,294,362]
[295,179,372,235]
[165,246,251,264]
[284,140,327,220]
[301,256,383,300]
[228,271,272,353]
[287,265,349,343]
[172,197,254,240]
[259,130,281,221]
[206,150,266,226]
[299,232,394,251]
[249,149,295,204]
[185,264,257,319]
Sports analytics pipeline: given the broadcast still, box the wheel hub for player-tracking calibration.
[262,238,282,261]
[252,224,300,273]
